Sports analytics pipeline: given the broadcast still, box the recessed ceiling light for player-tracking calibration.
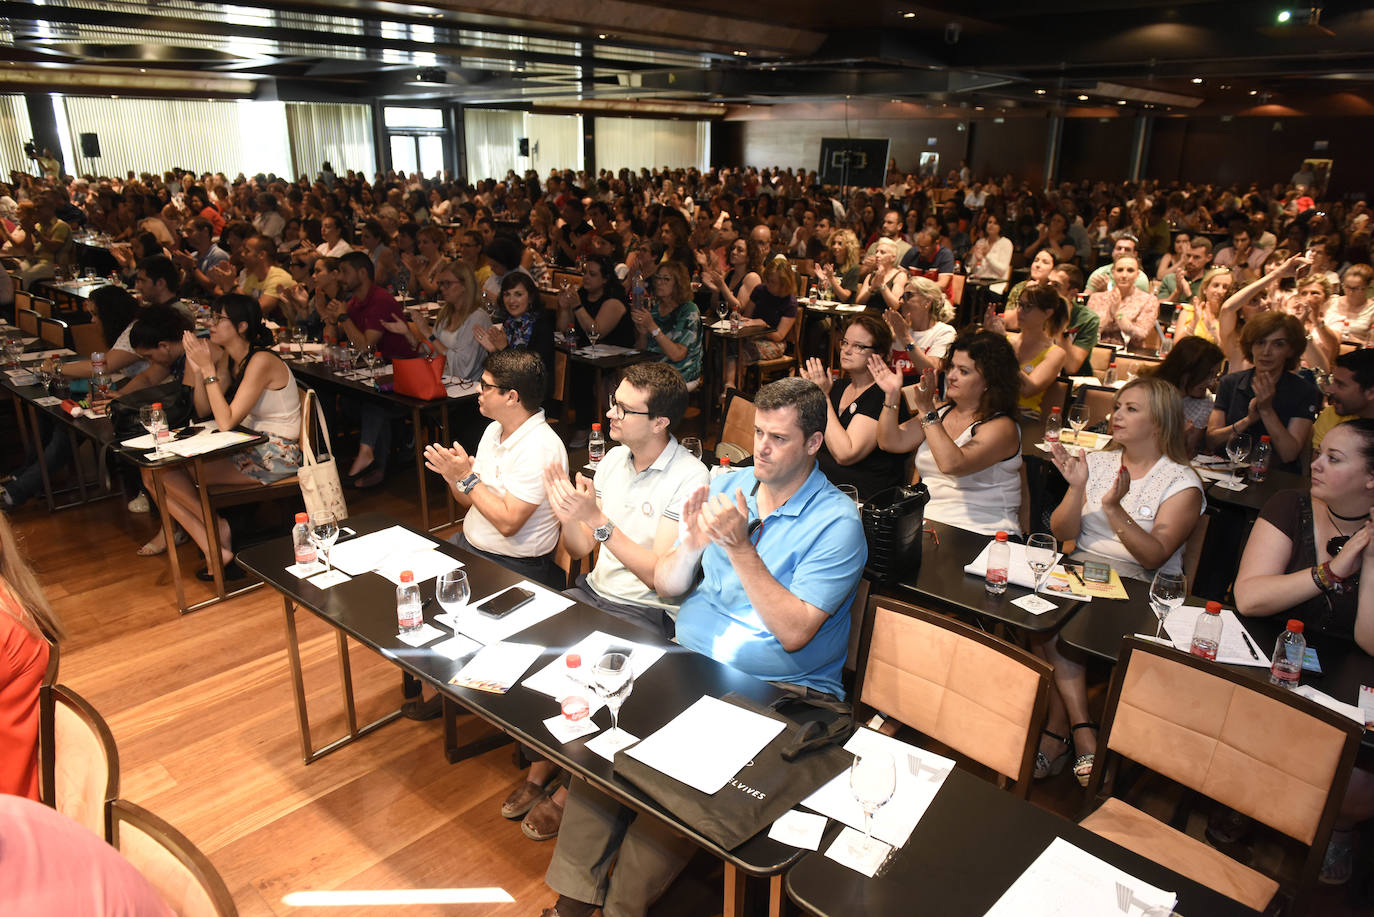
[139,68,147,73]
[1249,89,1259,95]
[1117,100,1126,105]
[1276,10,1292,23]
[1034,89,1046,95]
[1077,94,1089,101]
[1192,77,1203,84]
[733,50,748,57]
[902,10,916,18]
[597,33,607,39]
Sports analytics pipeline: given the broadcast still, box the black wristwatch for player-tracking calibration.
[920,410,941,427]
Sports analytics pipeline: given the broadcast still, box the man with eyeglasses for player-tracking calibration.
[539,377,866,917]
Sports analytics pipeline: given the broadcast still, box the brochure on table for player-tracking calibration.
[984,837,1176,917]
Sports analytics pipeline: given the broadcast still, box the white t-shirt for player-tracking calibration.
[316,239,353,258]
[1323,296,1374,344]
[915,410,1022,537]
[463,411,568,558]
[907,322,956,362]
[1072,451,1205,580]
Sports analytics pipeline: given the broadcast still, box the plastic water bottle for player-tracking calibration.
[1104,360,1118,386]
[730,310,742,331]
[1269,619,1306,688]
[1189,600,1222,661]
[1249,435,1272,483]
[588,422,605,464]
[711,455,732,478]
[150,402,171,448]
[985,531,1010,595]
[631,271,646,310]
[396,571,423,634]
[91,350,107,377]
[1044,406,1062,445]
[91,370,112,413]
[560,652,591,722]
[291,512,316,565]
[1159,333,1173,357]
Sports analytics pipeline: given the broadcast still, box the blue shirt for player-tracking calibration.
[674,464,867,698]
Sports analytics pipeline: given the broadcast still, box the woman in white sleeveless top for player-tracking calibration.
[871,329,1023,536]
[143,293,303,581]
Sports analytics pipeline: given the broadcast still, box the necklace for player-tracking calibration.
[1328,505,1369,522]
[1324,504,1365,557]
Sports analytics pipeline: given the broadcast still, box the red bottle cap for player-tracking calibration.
[995,531,1009,542]
[295,512,308,523]
[566,653,581,668]
[1205,601,1221,614]
[400,571,414,583]
[1287,619,1304,633]
[1260,435,1271,442]
[152,402,163,409]
[592,423,601,430]
[1051,406,1061,414]
[721,456,731,466]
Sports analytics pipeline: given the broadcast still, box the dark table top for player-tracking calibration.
[1203,469,1305,517]
[786,766,1256,917]
[235,511,805,876]
[0,372,116,445]
[285,355,473,411]
[554,340,653,370]
[890,520,1086,633]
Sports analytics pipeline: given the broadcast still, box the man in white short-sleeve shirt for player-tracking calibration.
[425,347,568,590]
[542,363,709,639]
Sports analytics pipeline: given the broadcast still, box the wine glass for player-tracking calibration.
[362,345,381,388]
[848,750,897,856]
[32,365,52,393]
[837,483,861,505]
[292,326,307,358]
[1068,404,1090,445]
[1025,533,1057,592]
[717,301,730,326]
[309,511,340,573]
[1149,570,1187,640]
[681,436,703,461]
[1225,432,1252,487]
[436,569,469,624]
[140,404,167,458]
[587,324,601,356]
[590,651,634,735]
[1120,327,1133,353]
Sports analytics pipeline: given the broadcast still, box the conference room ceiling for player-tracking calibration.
[0,0,1372,115]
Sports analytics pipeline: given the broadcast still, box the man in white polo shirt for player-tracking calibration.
[424,347,568,590]
[542,362,709,639]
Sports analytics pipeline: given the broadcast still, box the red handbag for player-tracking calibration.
[390,335,447,400]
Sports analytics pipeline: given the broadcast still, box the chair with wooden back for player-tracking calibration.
[1088,344,1116,378]
[41,683,119,842]
[110,799,239,917]
[17,307,40,336]
[1081,637,1361,914]
[1180,510,1211,595]
[71,320,106,357]
[206,383,318,515]
[1114,354,1162,380]
[716,389,756,458]
[746,310,804,390]
[1073,385,1119,429]
[945,273,965,307]
[15,288,32,312]
[39,316,68,349]
[30,295,54,318]
[852,595,1053,797]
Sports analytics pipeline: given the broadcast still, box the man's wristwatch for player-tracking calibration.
[455,472,480,494]
[593,519,616,543]
[920,410,941,427]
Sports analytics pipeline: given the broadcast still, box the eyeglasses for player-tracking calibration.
[651,275,674,284]
[747,516,765,545]
[607,396,652,418]
[438,278,464,287]
[839,339,876,352]
[207,312,230,325]
[478,379,509,393]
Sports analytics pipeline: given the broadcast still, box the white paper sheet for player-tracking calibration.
[452,581,574,644]
[822,827,892,877]
[544,712,601,744]
[800,728,952,849]
[371,549,463,585]
[160,430,255,457]
[18,347,75,361]
[121,419,218,449]
[984,837,1176,917]
[449,641,544,693]
[521,631,666,709]
[395,622,447,647]
[623,695,787,795]
[1293,686,1364,724]
[768,810,827,851]
[431,634,482,660]
[306,568,351,589]
[329,525,439,576]
[964,540,1065,592]
[571,344,638,357]
[444,380,480,398]
[1162,605,1269,667]
[285,560,326,578]
[1012,594,1059,615]
[33,396,62,407]
[585,727,640,761]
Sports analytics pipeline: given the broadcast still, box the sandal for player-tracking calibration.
[137,529,189,556]
[1071,722,1099,788]
[1320,828,1356,885]
[1033,729,1071,780]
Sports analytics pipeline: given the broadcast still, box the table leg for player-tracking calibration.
[10,392,33,460]
[282,596,316,764]
[194,456,226,600]
[414,406,430,532]
[723,863,746,917]
[336,629,359,735]
[150,468,187,614]
[442,696,514,763]
[768,874,783,917]
[26,401,56,512]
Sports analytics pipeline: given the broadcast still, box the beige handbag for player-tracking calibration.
[298,388,348,520]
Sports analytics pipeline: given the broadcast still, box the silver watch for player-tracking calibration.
[920,410,941,427]
[593,519,616,543]
[456,472,480,494]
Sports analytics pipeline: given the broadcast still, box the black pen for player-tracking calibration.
[1066,564,1087,588]
[1240,627,1260,661]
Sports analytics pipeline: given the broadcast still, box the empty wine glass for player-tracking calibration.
[292,326,307,358]
[436,568,469,623]
[1068,404,1090,445]
[837,483,861,505]
[1025,533,1057,592]
[1149,570,1187,640]
[1225,432,1252,487]
[587,324,601,356]
[362,345,381,388]
[140,404,167,458]
[681,437,703,461]
[591,651,634,735]
[717,301,730,325]
[849,750,897,857]
[1120,327,1133,353]
[309,511,340,573]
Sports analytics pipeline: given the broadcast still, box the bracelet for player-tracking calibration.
[1313,562,1346,594]
[883,402,900,411]
[202,375,219,385]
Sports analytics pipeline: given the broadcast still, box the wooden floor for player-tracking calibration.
[6,437,1368,917]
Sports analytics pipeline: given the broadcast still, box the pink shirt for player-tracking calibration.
[1087,286,1159,345]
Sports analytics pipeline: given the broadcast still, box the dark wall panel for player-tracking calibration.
[966,118,1049,188]
[1058,118,1135,183]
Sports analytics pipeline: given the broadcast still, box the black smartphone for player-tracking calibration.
[174,426,203,440]
[476,586,536,619]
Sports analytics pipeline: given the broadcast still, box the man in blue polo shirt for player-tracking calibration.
[538,377,866,917]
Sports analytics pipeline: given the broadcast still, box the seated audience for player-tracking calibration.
[1046,262,1100,376]
[1324,263,1374,343]
[1003,249,1055,314]
[1172,266,1234,346]
[727,257,799,390]
[854,237,907,311]
[1086,253,1159,347]
[987,283,1068,418]
[1314,349,1374,451]
[407,261,491,382]
[476,270,555,382]
[871,330,1023,535]
[814,228,862,303]
[1148,336,1226,456]
[882,276,956,375]
[632,260,702,390]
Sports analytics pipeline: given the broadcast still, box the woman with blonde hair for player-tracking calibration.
[815,228,862,303]
[0,513,64,800]
[407,261,490,381]
[1173,266,1235,345]
[884,276,956,374]
[854,237,907,310]
[1036,376,1205,785]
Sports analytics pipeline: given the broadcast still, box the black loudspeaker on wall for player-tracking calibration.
[518,137,530,157]
[80,132,101,158]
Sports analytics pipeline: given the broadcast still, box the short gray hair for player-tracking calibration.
[754,377,827,440]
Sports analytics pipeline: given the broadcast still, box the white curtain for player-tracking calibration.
[594,117,708,173]
[526,113,583,175]
[58,97,292,178]
[286,102,376,181]
[464,109,524,183]
[0,95,35,178]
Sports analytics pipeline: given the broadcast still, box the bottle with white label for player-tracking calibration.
[1044,406,1062,445]
[1269,619,1305,688]
[396,571,423,633]
[291,512,316,565]
[985,531,1009,595]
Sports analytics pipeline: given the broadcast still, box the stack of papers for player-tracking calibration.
[444,379,480,398]
[449,641,544,694]
[447,581,574,644]
[1162,605,1269,667]
[572,344,638,358]
[802,728,953,850]
[984,838,1176,917]
[964,541,1063,591]
[521,630,666,712]
[329,525,439,576]
[623,695,787,794]
[160,430,255,457]
[964,541,1128,600]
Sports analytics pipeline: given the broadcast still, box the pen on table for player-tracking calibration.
[1241,627,1261,661]
[1066,564,1086,588]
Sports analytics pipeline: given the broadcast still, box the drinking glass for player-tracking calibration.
[1025,533,1057,592]
[362,346,381,388]
[1068,404,1090,445]
[436,569,469,621]
[1120,328,1133,353]
[1149,570,1187,639]
[591,651,634,734]
[292,326,307,358]
[32,365,52,393]
[1225,433,1252,486]
[587,325,601,356]
[849,750,897,856]
[681,437,703,461]
[4,337,22,369]
[140,404,167,458]
[837,483,861,505]
[717,301,730,325]
[309,511,339,573]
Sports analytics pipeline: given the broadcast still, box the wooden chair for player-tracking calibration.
[39,316,69,348]
[1088,344,1116,378]
[1114,354,1162,380]
[40,683,120,842]
[1081,637,1361,914]
[30,295,54,318]
[852,595,1053,797]
[746,312,804,390]
[1180,510,1212,597]
[17,307,40,336]
[945,272,965,307]
[15,288,31,312]
[110,799,238,917]
[716,389,755,458]
[549,269,582,292]
[1073,385,1118,428]
[205,384,318,517]
[71,320,106,357]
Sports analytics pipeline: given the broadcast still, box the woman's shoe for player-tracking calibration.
[344,458,377,487]
[1033,729,1071,780]
[195,560,248,582]
[137,529,189,556]
[351,467,385,489]
[1320,828,1356,885]
[1071,722,1099,787]
[402,694,443,721]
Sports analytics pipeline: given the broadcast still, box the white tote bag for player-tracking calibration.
[298,388,348,520]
